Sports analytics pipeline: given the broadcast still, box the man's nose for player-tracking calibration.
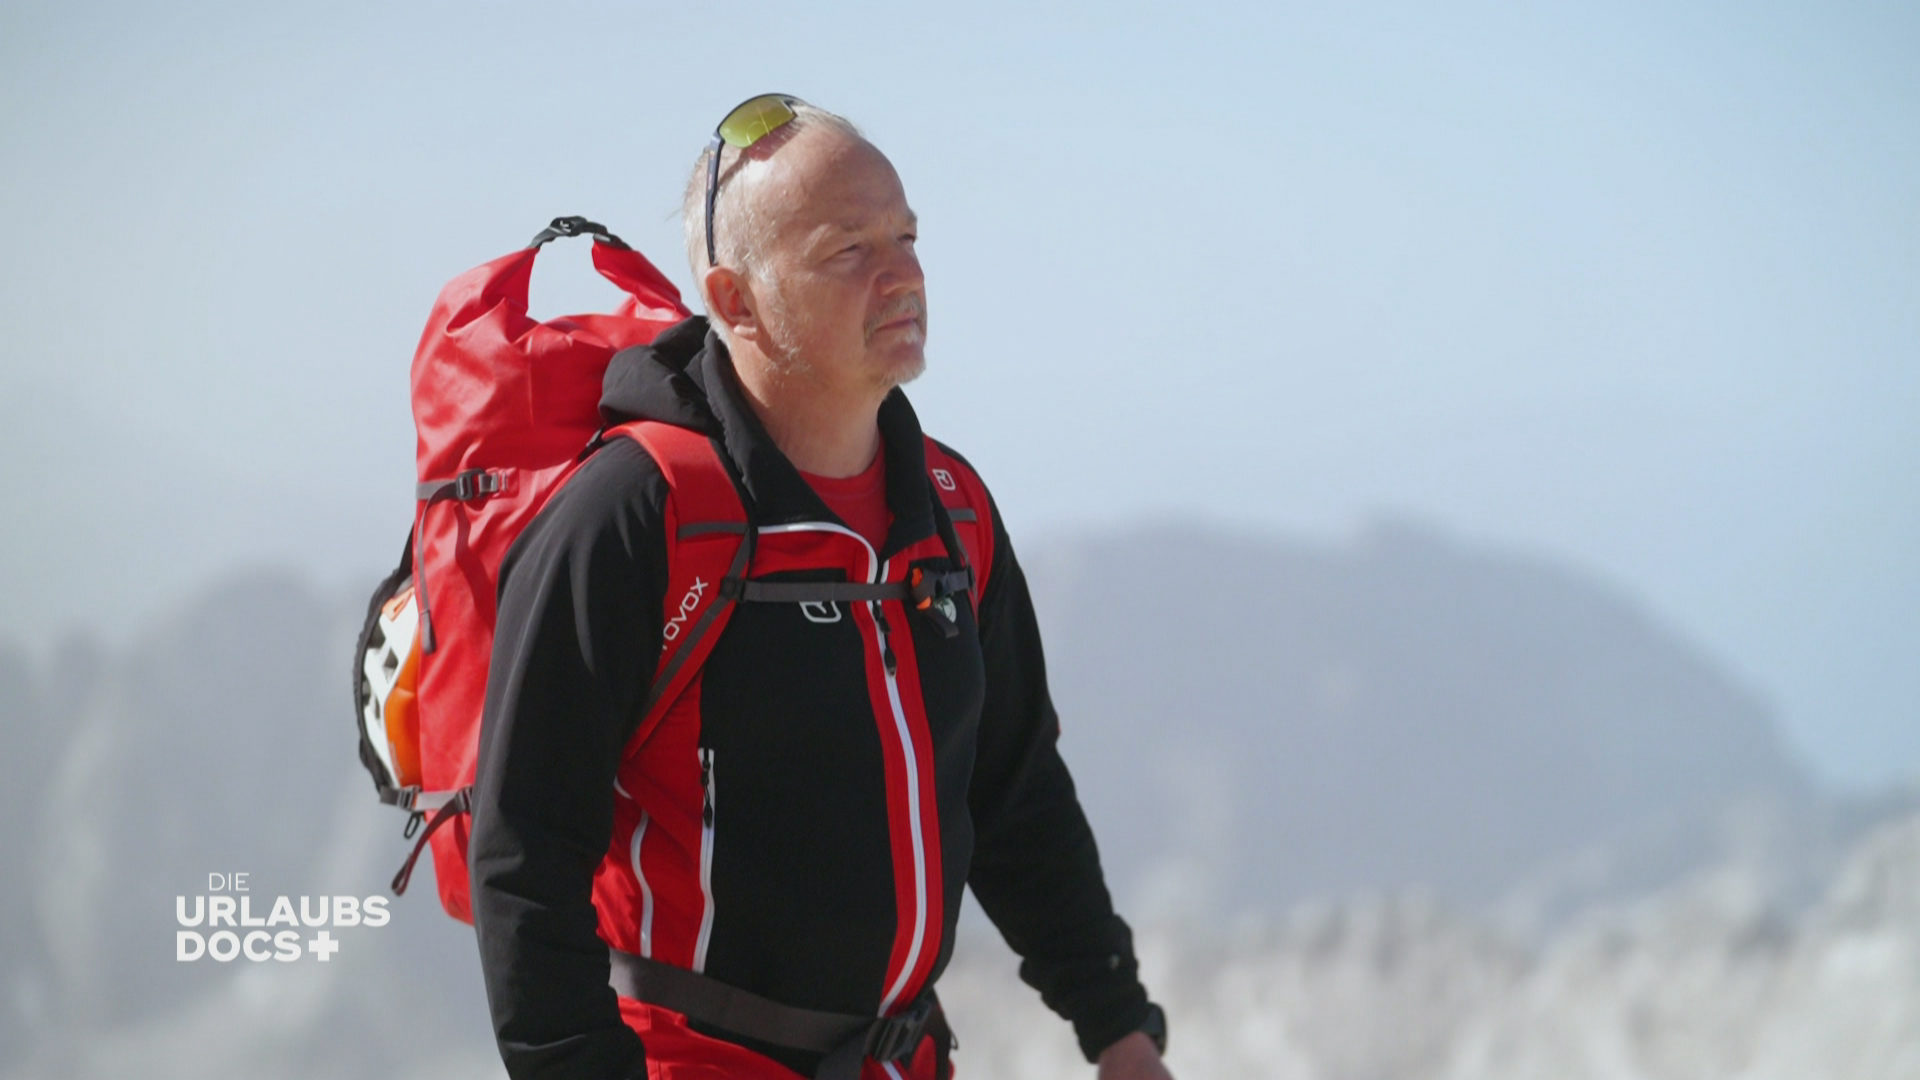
[877,241,924,294]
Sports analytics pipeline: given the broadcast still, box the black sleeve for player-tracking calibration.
[964,494,1156,1063]
[468,438,670,1080]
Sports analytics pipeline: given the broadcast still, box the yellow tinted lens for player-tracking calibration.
[718,95,798,148]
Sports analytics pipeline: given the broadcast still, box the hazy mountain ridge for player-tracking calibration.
[1,522,1912,1078]
[1030,521,1826,925]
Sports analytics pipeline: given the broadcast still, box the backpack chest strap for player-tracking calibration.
[738,568,972,605]
[738,567,973,639]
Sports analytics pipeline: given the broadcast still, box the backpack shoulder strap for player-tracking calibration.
[921,438,996,603]
[608,420,753,750]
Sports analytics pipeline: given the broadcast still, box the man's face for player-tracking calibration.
[735,127,927,394]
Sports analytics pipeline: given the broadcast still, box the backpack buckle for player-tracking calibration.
[908,567,971,608]
[864,995,935,1063]
[909,568,973,639]
[417,469,507,504]
[451,469,504,501]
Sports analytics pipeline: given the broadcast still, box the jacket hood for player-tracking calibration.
[600,314,722,434]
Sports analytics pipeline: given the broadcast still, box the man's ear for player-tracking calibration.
[704,267,763,343]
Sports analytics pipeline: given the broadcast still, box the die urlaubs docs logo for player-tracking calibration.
[176,872,390,962]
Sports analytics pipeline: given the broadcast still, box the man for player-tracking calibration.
[469,95,1172,1080]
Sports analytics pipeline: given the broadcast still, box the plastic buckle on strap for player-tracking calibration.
[865,997,934,1064]
[451,469,503,501]
[909,568,974,609]
[909,568,969,640]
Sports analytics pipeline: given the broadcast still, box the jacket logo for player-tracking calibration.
[662,578,708,642]
[800,601,842,624]
[931,468,957,492]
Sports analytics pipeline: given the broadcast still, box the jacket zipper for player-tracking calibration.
[870,559,928,1014]
[695,746,716,972]
[751,523,929,1013]
[873,604,899,676]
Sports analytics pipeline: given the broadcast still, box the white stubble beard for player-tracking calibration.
[865,293,928,392]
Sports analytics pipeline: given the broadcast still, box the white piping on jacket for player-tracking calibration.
[629,810,655,958]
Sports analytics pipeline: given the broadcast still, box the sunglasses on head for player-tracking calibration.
[704,93,804,269]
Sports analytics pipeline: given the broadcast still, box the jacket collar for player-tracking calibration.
[688,327,940,559]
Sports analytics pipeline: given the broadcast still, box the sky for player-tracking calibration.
[0,0,1914,789]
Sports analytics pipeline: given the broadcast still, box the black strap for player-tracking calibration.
[740,581,912,603]
[389,786,471,895]
[678,521,751,539]
[606,949,937,1080]
[739,569,972,606]
[527,215,631,250]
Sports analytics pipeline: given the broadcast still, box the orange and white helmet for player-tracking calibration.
[358,581,424,796]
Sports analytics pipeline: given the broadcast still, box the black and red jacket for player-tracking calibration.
[468,317,1153,1079]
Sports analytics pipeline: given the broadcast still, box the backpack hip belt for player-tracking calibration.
[607,947,952,1080]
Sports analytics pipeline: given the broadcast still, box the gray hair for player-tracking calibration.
[681,100,867,312]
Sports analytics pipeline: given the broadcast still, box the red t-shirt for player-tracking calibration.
[799,445,891,552]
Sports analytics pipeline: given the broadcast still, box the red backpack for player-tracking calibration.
[352,217,757,923]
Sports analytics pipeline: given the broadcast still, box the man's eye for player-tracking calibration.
[901,234,917,246]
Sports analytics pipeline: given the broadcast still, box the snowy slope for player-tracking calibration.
[939,813,1920,1080]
